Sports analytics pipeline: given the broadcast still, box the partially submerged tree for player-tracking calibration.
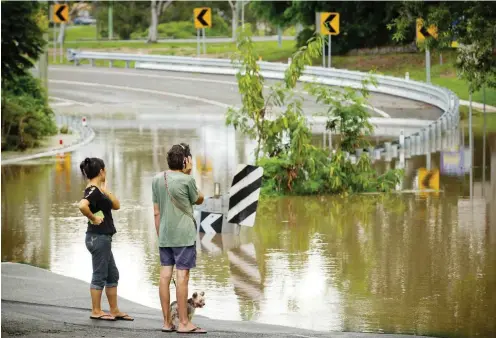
[226,26,402,195]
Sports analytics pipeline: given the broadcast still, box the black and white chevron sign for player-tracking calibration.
[227,165,263,227]
[199,211,223,234]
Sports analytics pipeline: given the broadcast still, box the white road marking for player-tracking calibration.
[49,96,92,107]
[48,79,421,132]
[49,80,231,109]
[50,67,390,118]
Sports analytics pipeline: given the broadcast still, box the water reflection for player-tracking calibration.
[2,127,496,338]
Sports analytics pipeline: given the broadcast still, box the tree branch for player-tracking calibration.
[158,0,173,16]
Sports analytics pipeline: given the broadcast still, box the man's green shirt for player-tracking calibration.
[152,171,199,247]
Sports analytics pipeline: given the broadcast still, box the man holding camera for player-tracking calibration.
[152,143,206,334]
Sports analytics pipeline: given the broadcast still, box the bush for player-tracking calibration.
[59,125,69,134]
[227,26,403,196]
[132,14,230,40]
[1,74,57,151]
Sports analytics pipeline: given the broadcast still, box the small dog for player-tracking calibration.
[170,291,205,328]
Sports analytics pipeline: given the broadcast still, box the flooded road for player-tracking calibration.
[2,125,496,338]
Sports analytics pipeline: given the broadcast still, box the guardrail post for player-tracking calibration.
[109,60,113,68]
[404,137,411,159]
[125,61,130,69]
[385,142,392,163]
[375,149,382,161]
[90,59,95,67]
[437,119,442,151]
[367,146,374,162]
[355,149,363,162]
[394,144,400,158]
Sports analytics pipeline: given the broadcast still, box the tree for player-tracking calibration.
[250,1,409,53]
[97,1,149,40]
[1,1,57,151]
[1,1,46,83]
[388,1,496,89]
[147,0,173,43]
[226,25,402,195]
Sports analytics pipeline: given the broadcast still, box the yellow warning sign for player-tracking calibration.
[418,168,439,190]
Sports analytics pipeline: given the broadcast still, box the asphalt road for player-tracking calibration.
[47,66,443,121]
[1,263,433,338]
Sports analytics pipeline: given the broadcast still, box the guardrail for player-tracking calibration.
[67,49,460,167]
[1,115,96,166]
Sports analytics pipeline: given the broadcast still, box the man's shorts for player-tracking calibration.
[159,245,196,270]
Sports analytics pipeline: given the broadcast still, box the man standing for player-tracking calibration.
[152,143,206,334]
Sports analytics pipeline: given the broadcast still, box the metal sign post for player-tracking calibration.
[53,24,57,63]
[202,28,206,54]
[197,29,200,57]
[194,7,212,57]
[416,18,437,84]
[53,4,69,64]
[328,35,331,68]
[319,12,339,69]
[426,48,431,83]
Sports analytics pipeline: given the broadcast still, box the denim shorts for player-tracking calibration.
[159,245,196,270]
[85,233,119,290]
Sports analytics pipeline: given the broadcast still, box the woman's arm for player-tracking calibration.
[100,184,120,210]
[78,199,103,224]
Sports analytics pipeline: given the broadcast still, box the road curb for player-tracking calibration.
[1,115,96,166]
[459,100,496,113]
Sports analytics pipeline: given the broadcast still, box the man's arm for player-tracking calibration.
[154,203,160,236]
[152,178,160,236]
[194,191,204,205]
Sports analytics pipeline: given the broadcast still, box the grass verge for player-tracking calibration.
[459,106,496,134]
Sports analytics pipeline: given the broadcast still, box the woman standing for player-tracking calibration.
[78,157,133,321]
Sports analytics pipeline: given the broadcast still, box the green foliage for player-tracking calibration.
[1,1,46,82]
[1,1,57,152]
[388,1,496,89]
[60,125,69,134]
[131,14,230,40]
[1,75,57,151]
[97,1,149,40]
[251,1,410,53]
[226,26,403,196]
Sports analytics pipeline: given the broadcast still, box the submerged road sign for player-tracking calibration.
[418,168,440,190]
[194,7,212,29]
[320,12,339,35]
[416,18,438,43]
[53,4,69,23]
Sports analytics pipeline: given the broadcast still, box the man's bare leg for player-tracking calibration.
[176,269,206,333]
[160,266,174,330]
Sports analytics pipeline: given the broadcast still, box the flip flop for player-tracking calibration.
[176,327,207,334]
[90,314,116,321]
[114,314,134,321]
[162,325,177,332]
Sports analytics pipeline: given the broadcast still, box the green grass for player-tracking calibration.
[49,24,98,41]
[459,106,496,133]
[51,39,296,62]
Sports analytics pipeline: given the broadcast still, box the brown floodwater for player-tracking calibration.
[2,125,496,338]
